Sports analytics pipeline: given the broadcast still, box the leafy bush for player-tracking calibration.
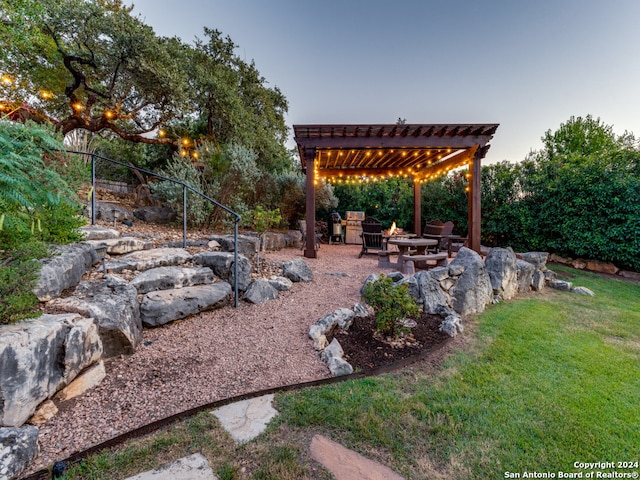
[0,242,49,325]
[362,274,421,338]
[250,205,281,233]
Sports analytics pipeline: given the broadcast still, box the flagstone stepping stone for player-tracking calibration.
[310,434,405,480]
[122,453,216,480]
[211,394,278,444]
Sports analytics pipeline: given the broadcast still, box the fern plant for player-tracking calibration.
[0,120,83,249]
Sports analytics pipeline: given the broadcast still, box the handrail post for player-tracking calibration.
[182,184,187,249]
[91,154,96,225]
[234,217,239,307]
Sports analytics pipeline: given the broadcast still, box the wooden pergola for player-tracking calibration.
[294,123,499,258]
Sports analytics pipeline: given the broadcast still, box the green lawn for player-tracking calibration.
[63,267,640,479]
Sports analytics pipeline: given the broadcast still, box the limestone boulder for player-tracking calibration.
[33,243,97,301]
[140,282,232,327]
[415,267,451,315]
[0,314,102,427]
[208,234,260,259]
[485,247,518,300]
[260,232,287,251]
[439,313,464,337]
[448,248,492,316]
[395,275,420,301]
[88,202,134,222]
[244,279,279,304]
[320,338,353,376]
[78,226,121,240]
[84,237,153,255]
[268,276,293,292]
[282,257,313,282]
[516,259,535,293]
[0,426,39,480]
[193,251,253,291]
[548,279,573,291]
[309,308,355,350]
[133,206,176,224]
[518,252,549,270]
[49,276,141,358]
[106,248,192,273]
[531,269,546,291]
[130,267,215,294]
[586,260,619,275]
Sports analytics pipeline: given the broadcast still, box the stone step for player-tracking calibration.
[85,237,153,255]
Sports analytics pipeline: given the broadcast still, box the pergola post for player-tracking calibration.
[304,147,317,258]
[413,179,422,236]
[468,148,483,253]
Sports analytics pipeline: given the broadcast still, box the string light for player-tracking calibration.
[0,74,13,86]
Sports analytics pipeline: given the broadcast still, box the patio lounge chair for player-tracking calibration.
[359,217,384,258]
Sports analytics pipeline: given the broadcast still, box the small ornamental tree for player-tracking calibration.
[362,274,421,339]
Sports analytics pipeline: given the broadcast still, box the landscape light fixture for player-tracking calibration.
[94,245,108,278]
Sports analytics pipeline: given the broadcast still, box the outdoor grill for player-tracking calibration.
[328,211,343,244]
[345,211,365,244]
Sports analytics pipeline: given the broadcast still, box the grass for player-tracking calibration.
[60,267,640,479]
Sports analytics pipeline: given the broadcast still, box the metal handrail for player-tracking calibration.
[65,150,241,307]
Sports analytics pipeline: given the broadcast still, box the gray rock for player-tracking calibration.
[0,426,39,480]
[49,276,141,358]
[0,314,102,427]
[439,314,464,337]
[395,276,420,301]
[193,252,253,291]
[284,230,303,248]
[268,276,293,292]
[281,258,313,282]
[360,273,381,295]
[327,356,354,376]
[140,283,232,327]
[572,286,595,296]
[548,279,573,291]
[352,302,369,318]
[260,232,287,251]
[309,310,344,342]
[244,279,279,304]
[531,269,546,291]
[79,226,121,240]
[84,237,153,255]
[130,267,214,294]
[88,202,134,222]
[449,248,493,316]
[106,248,192,273]
[334,308,355,330]
[518,251,549,270]
[320,338,353,376]
[386,271,405,282]
[208,235,260,259]
[415,269,451,315]
[485,247,518,300]
[544,269,558,282]
[516,259,536,293]
[33,243,96,301]
[133,206,176,224]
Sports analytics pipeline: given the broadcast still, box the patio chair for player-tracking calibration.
[298,220,321,250]
[423,220,454,253]
[358,217,384,258]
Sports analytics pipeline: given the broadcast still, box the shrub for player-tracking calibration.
[0,242,49,325]
[362,274,421,338]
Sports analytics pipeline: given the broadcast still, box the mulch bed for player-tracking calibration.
[329,314,450,371]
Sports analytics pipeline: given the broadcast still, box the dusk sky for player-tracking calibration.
[128,0,640,164]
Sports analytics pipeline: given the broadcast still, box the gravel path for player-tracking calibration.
[28,243,380,473]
